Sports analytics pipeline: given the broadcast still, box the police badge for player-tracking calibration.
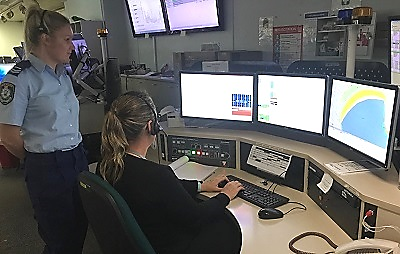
[0,82,15,105]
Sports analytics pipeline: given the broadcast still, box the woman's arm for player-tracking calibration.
[0,124,25,159]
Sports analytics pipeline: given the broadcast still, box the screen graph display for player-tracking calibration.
[257,74,327,134]
[180,72,254,122]
[328,77,399,166]
[165,0,220,31]
[125,0,167,35]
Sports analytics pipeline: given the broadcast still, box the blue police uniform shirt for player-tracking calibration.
[0,54,82,153]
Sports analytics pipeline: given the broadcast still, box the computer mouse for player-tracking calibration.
[258,208,284,220]
[218,179,229,188]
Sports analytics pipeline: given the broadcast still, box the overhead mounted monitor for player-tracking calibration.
[390,16,400,86]
[327,76,399,168]
[0,64,15,82]
[180,71,254,122]
[125,0,167,36]
[165,0,221,32]
[257,73,328,134]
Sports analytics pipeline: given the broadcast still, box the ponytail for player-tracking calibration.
[99,110,129,185]
[99,92,156,185]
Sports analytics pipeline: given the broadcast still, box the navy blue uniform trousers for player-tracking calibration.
[24,143,89,254]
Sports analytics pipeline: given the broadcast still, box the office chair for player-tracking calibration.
[78,171,156,254]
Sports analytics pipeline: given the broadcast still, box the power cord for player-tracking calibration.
[283,201,307,215]
[362,210,400,235]
[288,232,337,254]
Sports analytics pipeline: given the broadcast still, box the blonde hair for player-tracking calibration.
[24,5,70,54]
[100,91,156,185]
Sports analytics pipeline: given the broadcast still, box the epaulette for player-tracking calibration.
[8,60,32,77]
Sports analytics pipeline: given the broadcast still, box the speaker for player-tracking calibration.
[105,57,122,111]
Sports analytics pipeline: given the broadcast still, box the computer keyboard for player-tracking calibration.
[227,175,289,209]
[247,145,292,178]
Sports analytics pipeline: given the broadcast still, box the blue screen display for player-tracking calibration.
[0,64,15,82]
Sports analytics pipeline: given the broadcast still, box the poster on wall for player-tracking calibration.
[259,17,274,48]
[273,25,303,71]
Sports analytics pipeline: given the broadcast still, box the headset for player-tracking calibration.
[37,10,48,34]
[135,95,162,136]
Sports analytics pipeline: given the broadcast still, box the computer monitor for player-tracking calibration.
[256,73,328,134]
[327,76,399,168]
[124,0,167,36]
[0,64,14,82]
[165,0,221,32]
[180,71,254,122]
[390,16,400,86]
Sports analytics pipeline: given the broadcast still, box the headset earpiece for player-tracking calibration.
[135,95,161,135]
[38,10,48,34]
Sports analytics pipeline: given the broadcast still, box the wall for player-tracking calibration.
[0,21,24,56]
[102,0,400,71]
[64,0,102,21]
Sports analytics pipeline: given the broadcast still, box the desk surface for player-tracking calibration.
[204,168,351,254]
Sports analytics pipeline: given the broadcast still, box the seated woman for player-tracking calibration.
[99,91,244,254]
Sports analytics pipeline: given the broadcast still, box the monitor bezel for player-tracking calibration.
[179,70,256,123]
[326,75,400,169]
[124,0,169,37]
[165,0,224,34]
[389,15,400,85]
[255,72,330,137]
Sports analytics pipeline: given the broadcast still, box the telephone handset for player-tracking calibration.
[335,238,400,254]
[289,232,400,254]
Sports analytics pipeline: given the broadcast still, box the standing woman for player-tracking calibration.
[0,5,88,254]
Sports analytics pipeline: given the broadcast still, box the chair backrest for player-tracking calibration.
[287,60,390,83]
[78,171,156,254]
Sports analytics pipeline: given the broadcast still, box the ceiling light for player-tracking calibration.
[19,4,26,14]
[6,10,13,19]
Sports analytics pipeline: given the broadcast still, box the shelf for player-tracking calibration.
[318,29,346,33]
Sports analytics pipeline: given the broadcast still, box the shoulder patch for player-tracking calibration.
[0,82,15,105]
[8,60,31,77]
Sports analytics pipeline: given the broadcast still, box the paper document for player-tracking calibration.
[325,160,384,175]
[317,173,333,194]
[169,156,217,181]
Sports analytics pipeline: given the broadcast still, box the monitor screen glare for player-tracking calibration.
[126,0,167,34]
[328,78,398,166]
[257,74,326,134]
[391,18,400,86]
[180,72,253,122]
[0,64,15,82]
[165,0,219,31]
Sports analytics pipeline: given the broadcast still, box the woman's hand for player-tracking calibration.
[200,174,229,192]
[221,181,244,200]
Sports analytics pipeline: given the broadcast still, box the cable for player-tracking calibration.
[288,232,337,254]
[283,201,307,215]
[362,210,400,235]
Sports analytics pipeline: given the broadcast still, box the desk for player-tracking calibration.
[159,126,400,247]
[204,168,351,254]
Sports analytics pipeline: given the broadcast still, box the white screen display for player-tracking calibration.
[126,0,166,34]
[257,75,326,134]
[180,73,253,121]
[165,0,219,31]
[391,19,400,86]
[328,78,397,165]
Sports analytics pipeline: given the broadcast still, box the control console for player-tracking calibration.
[167,135,236,168]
